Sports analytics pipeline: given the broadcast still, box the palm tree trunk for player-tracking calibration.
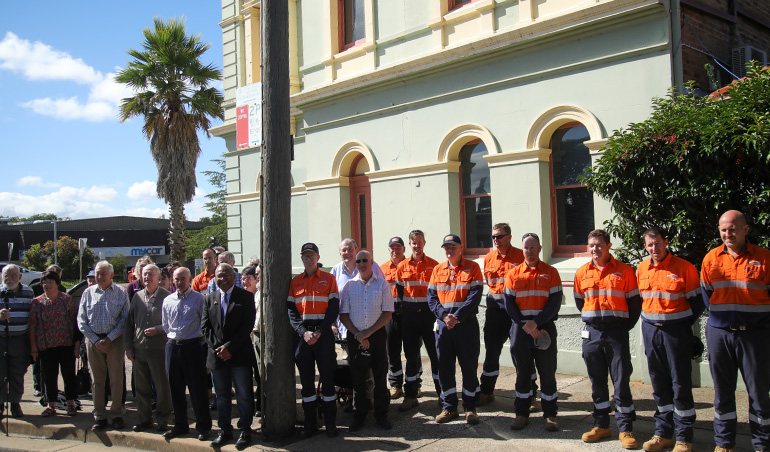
[168,200,187,262]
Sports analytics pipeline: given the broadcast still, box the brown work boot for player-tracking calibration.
[435,409,459,423]
[620,432,638,449]
[672,442,692,452]
[544,416,559,432]
[713,448,733,452]
[398,397,419,412]
[465,411,480,425]
[510,416,529,430]
[643,435,674,452]
[389,386,403,399]
[477,393,495,406]
[416,388,423,398]
[582,427,611,443]
[530,398,540,412]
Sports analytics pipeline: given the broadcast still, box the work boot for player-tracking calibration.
[435,409,459,423]
[672,442,692,452]
[477,393,495,406]
[398,397,419,412]
[390,387,403,399]
[465,411,480,425]
[620,432,638,449]
[582,427,611,443]
[510,416,529,430]
[416,388,423,398]
[643,435,674,452]
[530,398,540,412]
[545,417,559,432]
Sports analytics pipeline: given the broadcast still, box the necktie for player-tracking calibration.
[222,292,229,320]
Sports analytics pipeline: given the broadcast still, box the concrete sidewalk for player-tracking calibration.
[0,358,759,452]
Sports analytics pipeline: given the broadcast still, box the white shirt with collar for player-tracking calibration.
[340,273,394,332]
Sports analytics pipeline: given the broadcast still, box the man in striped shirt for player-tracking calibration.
[0,264,35,418]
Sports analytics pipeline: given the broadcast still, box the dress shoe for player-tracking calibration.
[132,421,154,432]
[163,427,189,439]
[545,417,559,432]
[299,425,317,439]
[112,417,125,430]
[477,393,495,406]
[436,409,459,423]
[672,442,692,452]
[376,418,393,430]
[210,430,233,447]
[619,432,638,449]
[91,419,108,431]
[398,397,419,412]
[466,411,480,425]
[349,417,365,432]
[10,403,23,418]
[156,422,168,432]
[510,416,529,430]
[235,431,251,450]
[582,427,611,443]
[198,430,211,441]
[326,424,339,438]
[390,386,403,399]
[643,435,674,452]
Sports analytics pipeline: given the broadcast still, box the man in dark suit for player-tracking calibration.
[202,264,256,450]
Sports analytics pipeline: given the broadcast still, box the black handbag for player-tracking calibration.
[76,357,92,396]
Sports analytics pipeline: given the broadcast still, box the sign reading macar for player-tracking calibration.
[90,246,166,258]
[130,247,164,256]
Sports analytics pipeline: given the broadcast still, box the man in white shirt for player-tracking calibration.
[340,250,394,432]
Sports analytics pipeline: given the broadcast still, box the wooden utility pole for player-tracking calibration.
[260,0,295,440]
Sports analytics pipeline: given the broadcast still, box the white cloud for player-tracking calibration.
[127,181,158,200]
[17,176,60,188]
[21,97,116,122]
[0,32,103,84]
[0,185,119,219]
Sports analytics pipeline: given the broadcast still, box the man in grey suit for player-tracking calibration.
[125,264,172,432]
[202,264,256,450]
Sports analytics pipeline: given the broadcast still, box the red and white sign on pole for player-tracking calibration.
[236,82,262,150]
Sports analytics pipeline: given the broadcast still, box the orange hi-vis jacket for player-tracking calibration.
[701,242,770,328]
[503,260,563,326]
[427,258,484,323]
[191,270,215,293]
[380,259,401,299]
[484,246,524,309]
[637,252,703,325]
[287,269,340,336]
[396,255,439,304]
[573,256,642,328]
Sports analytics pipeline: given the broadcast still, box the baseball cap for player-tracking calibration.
[534,329,551,350]
[87,270,95,277]
[441,234,462,247]
[388,237,405,247]
[300,242,319,254]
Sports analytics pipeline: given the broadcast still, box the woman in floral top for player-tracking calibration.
[29,270,82,417]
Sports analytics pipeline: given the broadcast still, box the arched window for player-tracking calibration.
[349,154,372,251]
[459,140,492,255]
[550,124,594,256]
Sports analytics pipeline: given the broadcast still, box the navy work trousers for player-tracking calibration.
[642,321,695,442]
[706,324,770,451]
[401,305,440,398]
[386,309,404,388]
[582,324,635,431]
[510,321,558,417]
[480,301,512,395]
[294,329,337,427]
[436,316,480,412]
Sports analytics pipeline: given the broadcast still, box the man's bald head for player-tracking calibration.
[718,210,749,254]
[719,210,746,227]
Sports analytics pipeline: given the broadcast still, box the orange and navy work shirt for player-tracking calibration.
[286,269,340,336]
[573,255,642,328]
[503,260,562,326]
[395,255,439,304]
[427,258,484,322]
[701,242,770,328]
[191,270,216,294]
[637,252,703,325]
[380,259,402,299]
[484,246,524,309]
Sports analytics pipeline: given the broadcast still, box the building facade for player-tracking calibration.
[212,0,769,387]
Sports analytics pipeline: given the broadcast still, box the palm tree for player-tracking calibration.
[116,17,224,262]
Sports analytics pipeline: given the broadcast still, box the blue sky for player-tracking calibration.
[0,1,225,221]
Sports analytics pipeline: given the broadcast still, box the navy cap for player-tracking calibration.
[441,234,462,246]
[388,237,405,247]
[300,242,319,254]
[87,270,95,277]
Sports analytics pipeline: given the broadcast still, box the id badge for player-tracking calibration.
[581,328,590,339]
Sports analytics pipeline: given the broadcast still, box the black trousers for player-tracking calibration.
[295,329,337,427]
[165,341,212,433]
[401,306,440,398]
[480,302,512,395]
[40,345,77,402]
[386,310,404,388]
[347,328,390,420]
[510,321,558,417]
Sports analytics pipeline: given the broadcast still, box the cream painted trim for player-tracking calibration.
[210,121,237,138]
[304,177,350,190]
[291,185,307,195]
[585,139,609,155]
[526,105,604,149]
[331,140,378,177]
[366,161,462,183]
[225,192,259,203]
[443,0,494,24]
[485,148,551,167]
[437,123,499,162]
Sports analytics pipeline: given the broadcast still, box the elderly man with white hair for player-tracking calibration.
[207,251,243,294]
[77,261,129,431]
[0,264,35,418]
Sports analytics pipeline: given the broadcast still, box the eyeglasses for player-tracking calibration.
[355,259,369,264]
[521,232,540,242]
[491,234,510,240]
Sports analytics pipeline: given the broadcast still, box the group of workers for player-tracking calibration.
[287,209,770,452]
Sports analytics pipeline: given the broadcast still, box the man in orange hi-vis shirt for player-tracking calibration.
[702,210,770,452]
[287,243,339,439]
[428,234,484,425]
[380,237,407,399]
[637,227,702,452]
[191,248,217,294]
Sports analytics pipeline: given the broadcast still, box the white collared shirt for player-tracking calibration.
[340,273,394,331]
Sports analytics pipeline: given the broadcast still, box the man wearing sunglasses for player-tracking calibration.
[340,250,395,431]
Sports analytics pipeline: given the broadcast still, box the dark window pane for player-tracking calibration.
[552,125,590,187]
[460,142,489,197]
[359,194,367,249]
[460,141,492,249]
[555,187,594,245]
[344,0,365,44]
[464,199,492,249]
